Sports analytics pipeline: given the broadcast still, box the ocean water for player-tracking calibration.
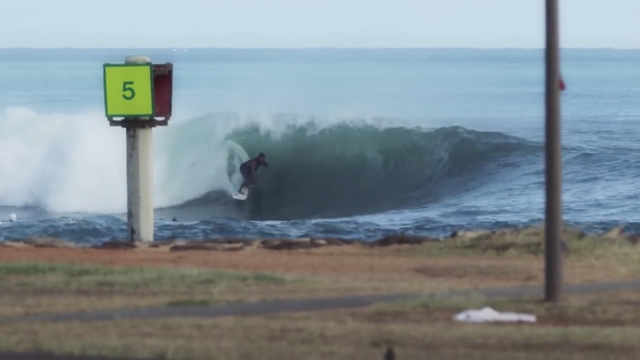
[1,48,640,244]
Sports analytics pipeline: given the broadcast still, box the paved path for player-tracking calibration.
[2,280,640,324]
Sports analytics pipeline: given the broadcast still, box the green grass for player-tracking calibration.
[163,298,246,307]
[0,263,287,292]
[164,299,218,307]
[0,263,296,317]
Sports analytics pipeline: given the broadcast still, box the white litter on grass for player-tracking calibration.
[453,307,536,323]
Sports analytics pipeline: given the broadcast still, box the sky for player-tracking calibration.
[0,0,638,48]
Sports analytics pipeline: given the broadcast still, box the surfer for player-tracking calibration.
[237,153,268,195]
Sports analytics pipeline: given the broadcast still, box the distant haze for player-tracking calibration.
[1,0,638,48]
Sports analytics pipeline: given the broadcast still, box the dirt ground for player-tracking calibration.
[1,227,640,359]
[1,240,637,290]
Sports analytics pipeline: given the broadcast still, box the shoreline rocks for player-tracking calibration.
[0,225,637,252]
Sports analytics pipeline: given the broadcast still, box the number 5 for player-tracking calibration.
[122,81,135,100]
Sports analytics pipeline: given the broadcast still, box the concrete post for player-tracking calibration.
[124,55,154,243]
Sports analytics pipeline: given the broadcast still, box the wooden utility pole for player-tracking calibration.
[544,0,563,302]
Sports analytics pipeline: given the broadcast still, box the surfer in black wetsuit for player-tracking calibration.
[237,153,268,195]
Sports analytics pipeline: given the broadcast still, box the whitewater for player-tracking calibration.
[1,48,640,244]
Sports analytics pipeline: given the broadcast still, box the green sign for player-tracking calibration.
[103,64,154,117]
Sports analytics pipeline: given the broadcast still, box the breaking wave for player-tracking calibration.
[0,109,536,221]
[161,114,537,220]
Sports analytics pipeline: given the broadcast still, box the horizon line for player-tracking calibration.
[1,46,639,51]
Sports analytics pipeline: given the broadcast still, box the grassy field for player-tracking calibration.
[0,262,298,317]
[0,225,639,359]
[1,291,639,359]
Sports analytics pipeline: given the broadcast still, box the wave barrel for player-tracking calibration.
[102,56,174,243]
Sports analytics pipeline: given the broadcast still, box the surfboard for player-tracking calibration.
[232,187,250,201]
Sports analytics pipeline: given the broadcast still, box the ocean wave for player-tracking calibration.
[163,115,537,220]
[0,108,536,220]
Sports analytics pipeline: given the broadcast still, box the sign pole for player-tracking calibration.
[123,55,154,243]
[103,55,173,243]
[544,0,563,302]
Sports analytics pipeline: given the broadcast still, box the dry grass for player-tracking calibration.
[1,226,639,359]
[392,226,639,258]
[1,226,640,316]
[1,291,639,359]
[0,263,293,316]
[368,289,640,327]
